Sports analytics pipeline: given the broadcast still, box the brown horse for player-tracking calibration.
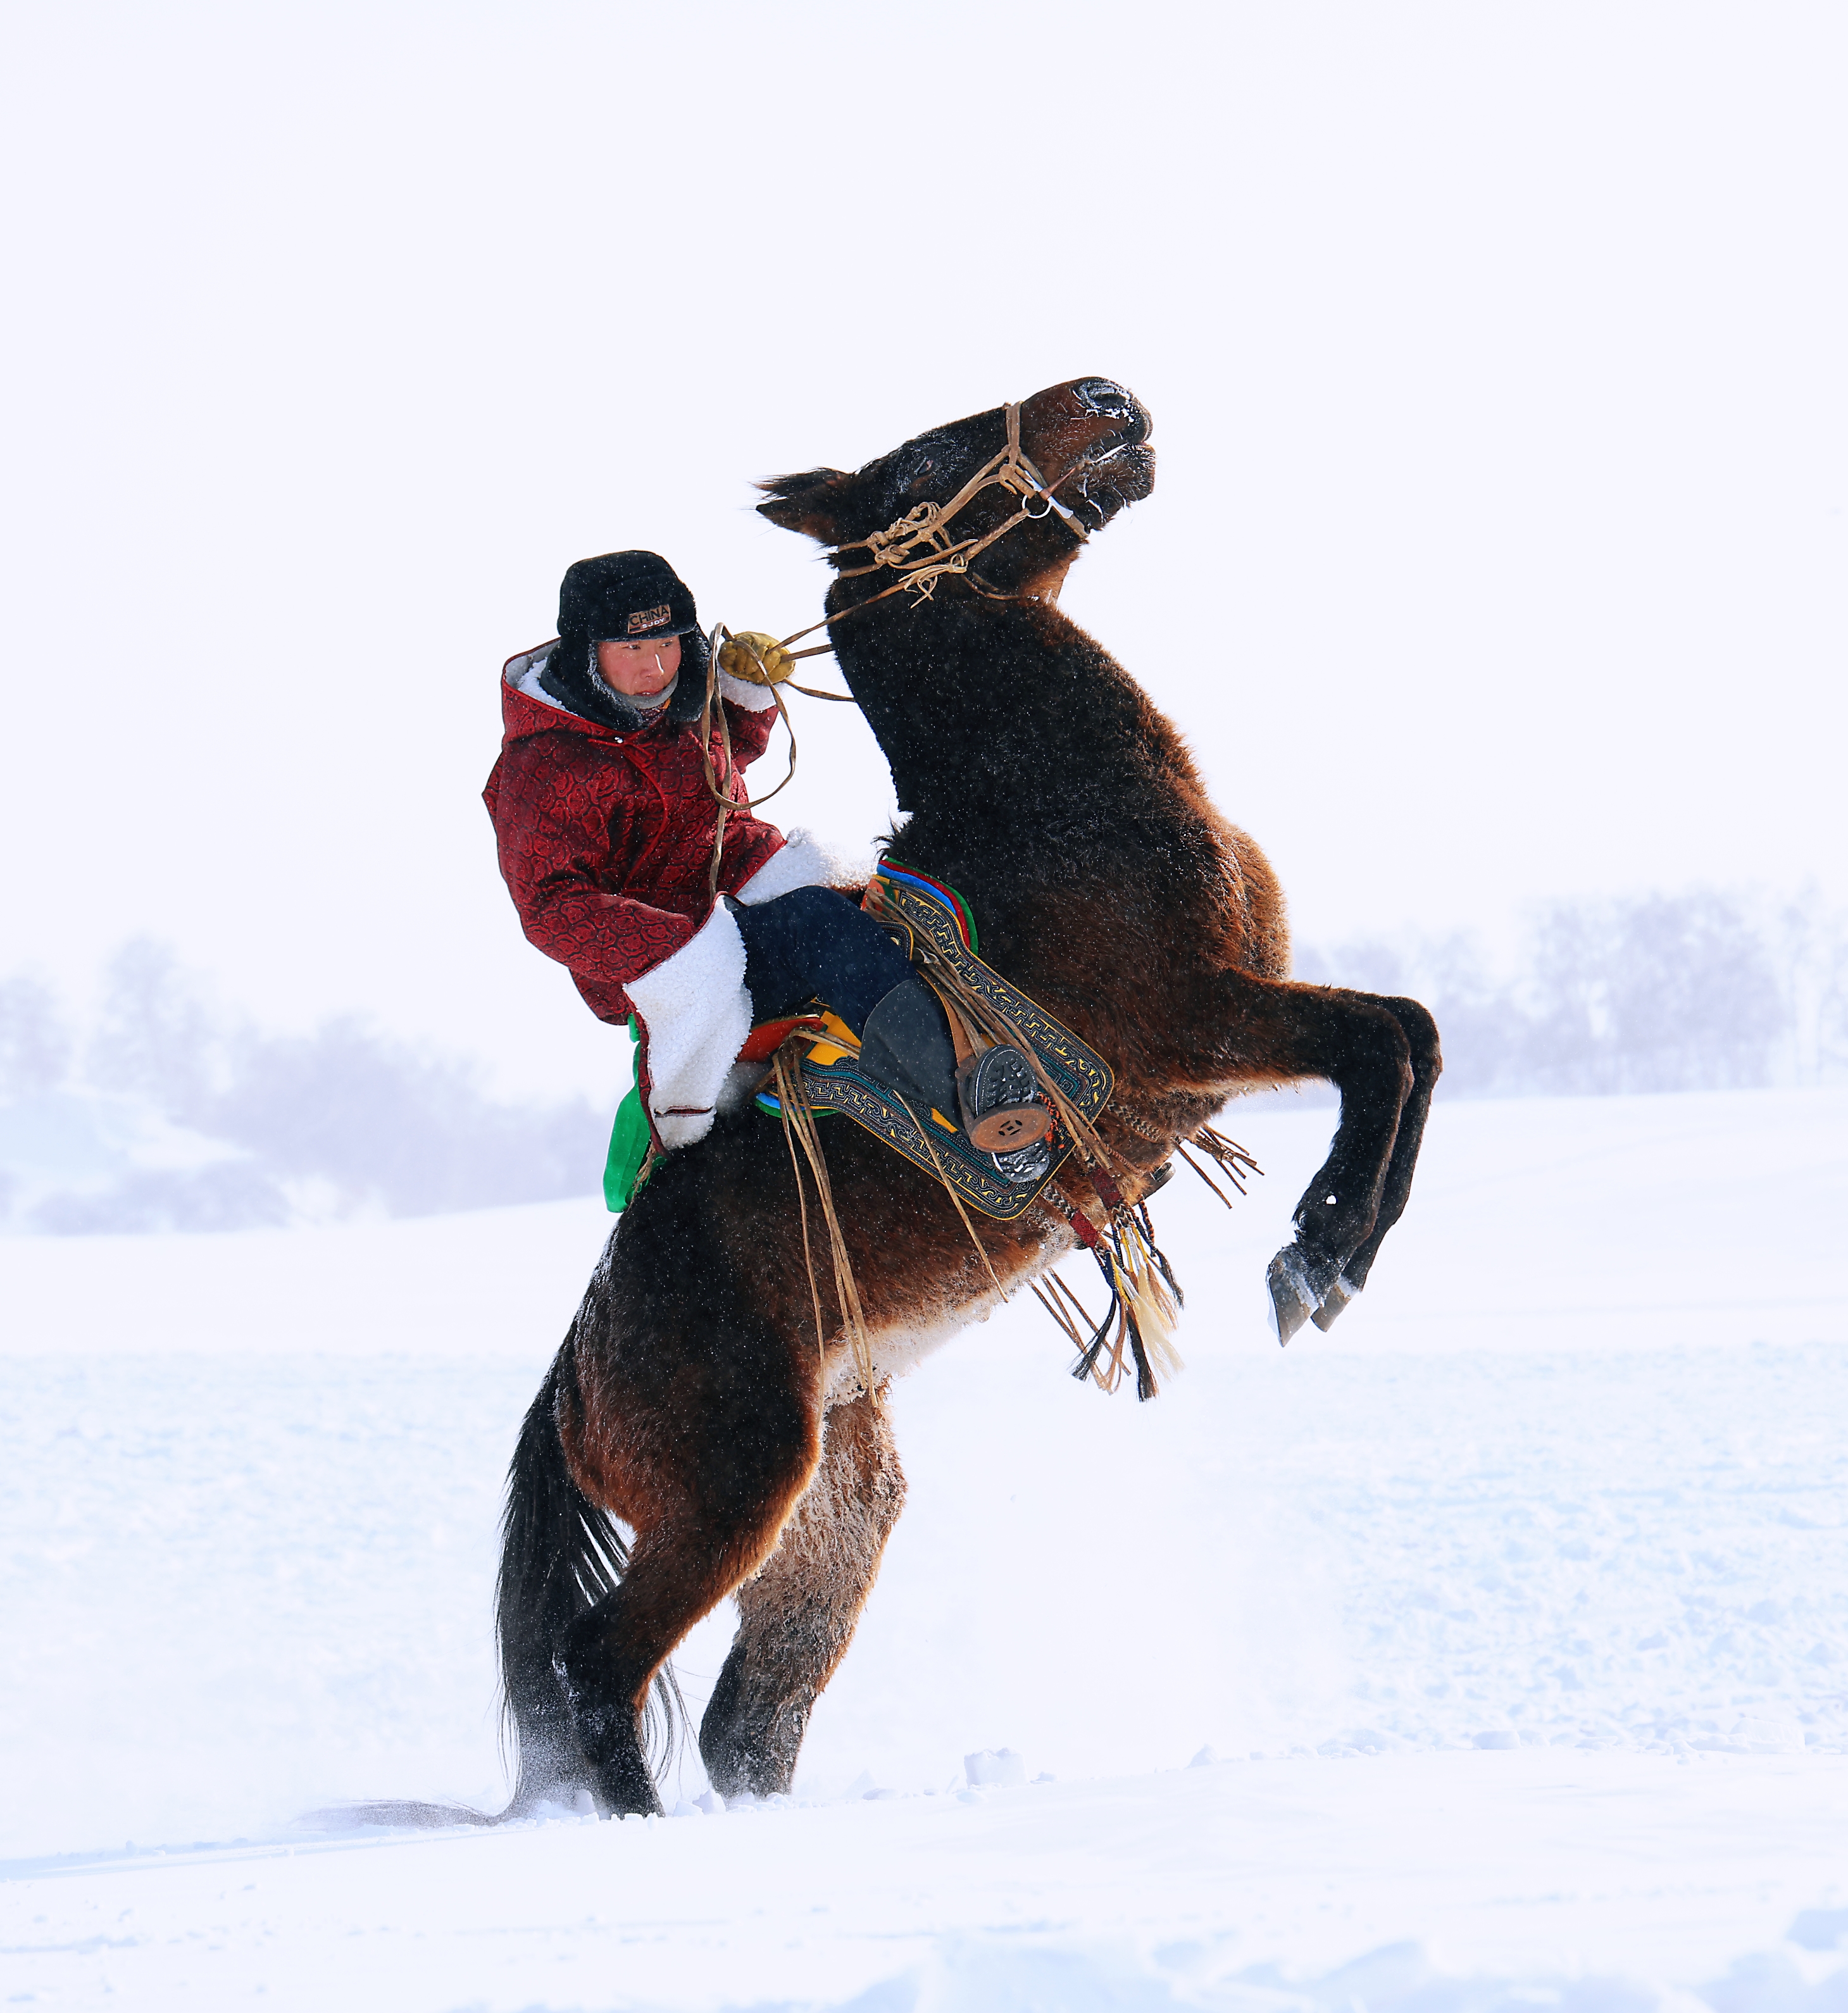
[489,377,1440,1821]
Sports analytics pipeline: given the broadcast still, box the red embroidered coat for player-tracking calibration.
[483,643,787,1025]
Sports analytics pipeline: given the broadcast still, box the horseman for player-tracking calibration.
[484,550,1049,1192]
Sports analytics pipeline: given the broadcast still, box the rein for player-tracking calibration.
[696,629,802,896]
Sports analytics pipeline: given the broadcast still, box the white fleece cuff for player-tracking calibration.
[718,669,779,713]
[626,904,753,1152]
[734,826,877,904]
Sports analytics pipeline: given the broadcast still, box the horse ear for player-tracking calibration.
[756,468,850,540]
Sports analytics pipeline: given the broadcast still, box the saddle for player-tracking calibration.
[749,861,1113,1221]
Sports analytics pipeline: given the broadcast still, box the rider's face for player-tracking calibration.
[596,634,682,697]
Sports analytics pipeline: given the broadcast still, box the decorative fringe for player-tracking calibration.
[1178,1126,1263,1209]
[898,1089,1009,1304]
[1109,1207,1185,1399]
[785,882,1261,1407]
[1030,1269,1102,1365]
[771,1047,877,1402]
[1137,1200,1186,1311]
[884,911,1210,1405]
[1037,1205,1185,1402]
[1046,1252,1127,1394]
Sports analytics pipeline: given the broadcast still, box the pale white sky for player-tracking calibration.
[3,3,1842,1102]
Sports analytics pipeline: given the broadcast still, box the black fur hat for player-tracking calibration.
[540,550,709,732]
[558,551,698,641]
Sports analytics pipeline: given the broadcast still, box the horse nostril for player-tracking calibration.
[1071,378,1132,416]
[1070,378,1149,446]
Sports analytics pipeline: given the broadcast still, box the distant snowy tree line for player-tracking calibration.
[1295,887,1847,1099]
[1,887,1842,1233]
[0,942,606,1235]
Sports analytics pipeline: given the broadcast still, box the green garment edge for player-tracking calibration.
[602,1016,652,1214]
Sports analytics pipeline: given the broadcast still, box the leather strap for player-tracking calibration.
[774,401,1092,660]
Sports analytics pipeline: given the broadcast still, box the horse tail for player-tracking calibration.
[296,1334,684,1838]
[497,1335,684,1814]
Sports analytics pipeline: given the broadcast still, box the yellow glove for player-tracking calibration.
[717,630,796,685]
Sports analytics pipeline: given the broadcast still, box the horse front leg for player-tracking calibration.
[1309,992,1442,1330]
[1197,973,1416,1343]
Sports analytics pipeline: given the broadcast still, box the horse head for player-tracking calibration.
[757,378,1154,604]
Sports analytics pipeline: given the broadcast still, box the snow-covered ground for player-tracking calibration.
[3,1088,1845,2010]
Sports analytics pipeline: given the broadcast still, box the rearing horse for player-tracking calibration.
[496,378,1440,1820]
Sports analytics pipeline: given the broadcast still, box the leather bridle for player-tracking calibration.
[833,399,1089,594]
[697,401,1099,884]
[775,401,1093,660]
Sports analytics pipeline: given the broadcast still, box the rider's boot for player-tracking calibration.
[858,978,1052,1178]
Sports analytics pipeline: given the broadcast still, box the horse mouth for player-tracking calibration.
[1081,421,1147,464]
[1059,435,1156,528]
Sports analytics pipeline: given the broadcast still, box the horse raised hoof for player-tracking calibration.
[1266,1245,1342,1347]
[1309,1273,1359,1333]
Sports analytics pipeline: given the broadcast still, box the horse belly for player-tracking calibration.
[823,1297,1003,1409]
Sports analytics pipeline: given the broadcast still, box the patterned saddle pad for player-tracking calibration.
[753,859,1113,1221]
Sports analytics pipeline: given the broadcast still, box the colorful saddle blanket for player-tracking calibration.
[752,860,1113,1221]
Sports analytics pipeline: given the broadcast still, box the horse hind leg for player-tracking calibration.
[699,1389,908,1801]
[496,1340,679,1816]
[549,1351,824,1816]
[1310,992,1442,1331]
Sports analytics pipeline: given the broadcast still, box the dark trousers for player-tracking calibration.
[730,886,914,1034]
